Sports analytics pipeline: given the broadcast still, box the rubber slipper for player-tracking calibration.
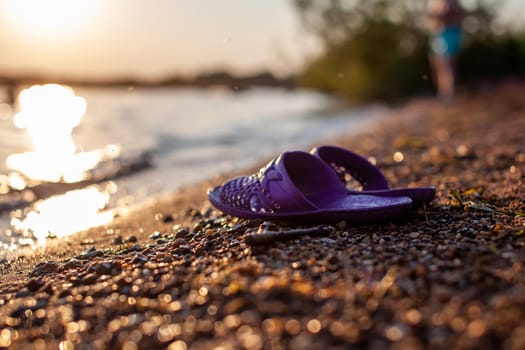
[208,151,412,222]
[311,145,435,204]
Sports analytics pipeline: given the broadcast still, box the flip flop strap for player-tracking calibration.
[219,158,317,214]
[318,147,389,190]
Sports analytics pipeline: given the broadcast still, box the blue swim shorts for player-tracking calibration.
[431,26,462,57]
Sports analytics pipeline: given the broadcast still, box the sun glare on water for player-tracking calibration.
[6,84,108,183]
[10,184,115,246]
[3,84,120,246]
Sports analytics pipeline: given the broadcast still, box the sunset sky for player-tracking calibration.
[0,0,523,80]
[0,0,317,79]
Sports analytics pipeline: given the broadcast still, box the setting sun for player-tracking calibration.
[3,0,98,39]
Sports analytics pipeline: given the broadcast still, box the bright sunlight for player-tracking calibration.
[10,184,115,246]
[3,0,98,40]
[5,84,117,183]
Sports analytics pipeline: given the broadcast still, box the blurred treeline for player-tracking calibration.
[293,0,525,102]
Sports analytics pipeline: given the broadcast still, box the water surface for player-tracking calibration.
[0,85,386,255]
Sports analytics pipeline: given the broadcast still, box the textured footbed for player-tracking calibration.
[347,187,436,204]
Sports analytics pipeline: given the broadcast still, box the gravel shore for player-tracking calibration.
[1,82,524,349]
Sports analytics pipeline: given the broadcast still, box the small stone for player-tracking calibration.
[15,288,29,298]
[26,277,45,292]
[31,261,59,276]
[409,232,420,239]
[502,252,514,259]
[453,259,463,267]
[86,248,103,259]
[319,237,336,245]
[113,235,123,245]
[162,214,174,223]
[174,227,190,238]
[186,208,200,218]
[173,238,186,247]
[81,273,98,284]
[92,262,113,275]
[200,207,213,217]
[335,221,347,230]
[63,258,83,270]
[178,245,192,255]
[326,254,339,265]
[126,236,138,243]
[131,243,142,251]
[131,254,148,265]
[149,231,162,240]
[77,246,104,259]
[228,224,243,233]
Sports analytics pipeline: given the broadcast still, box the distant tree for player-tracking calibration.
[293,0,524,102]
[293,0,431,101]
[294,0,428,47]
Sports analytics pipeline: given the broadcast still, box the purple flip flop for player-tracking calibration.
[311,145,435,204]
[208,151,412,222]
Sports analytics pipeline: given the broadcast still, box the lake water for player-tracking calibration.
[0,85,386,255]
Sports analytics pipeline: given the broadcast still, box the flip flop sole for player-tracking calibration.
[208,186,412,222]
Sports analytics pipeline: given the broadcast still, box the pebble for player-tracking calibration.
[30,261,58,276]
[163,214,174,223]
[1,86,525,349]
[131,254,148,265]
[335,221,347,229]
[409,232,420,239]
[178,245,192,255]
[126,236,138,243]
[149,231,162,240]
[63,258,83,270]
[174,227,190,238]
[78,246,104,259]
[91,262,114,275]
[26,277,45,292]
[502,252,514,259]
[319,237,336,245]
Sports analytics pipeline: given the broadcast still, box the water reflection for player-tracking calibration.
[10,183,115,246]
[2,84,119,247]
[6,84,118,183]
[0,103,13,120]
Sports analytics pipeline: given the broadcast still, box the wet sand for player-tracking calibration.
[0,82,524,349]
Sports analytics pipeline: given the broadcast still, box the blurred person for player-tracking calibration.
[427,0,464,102]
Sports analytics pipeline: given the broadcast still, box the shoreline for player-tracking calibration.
[1,82,524,349]
[0,90,388,262]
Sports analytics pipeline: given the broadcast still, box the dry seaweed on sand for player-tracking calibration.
[244,225,334,245]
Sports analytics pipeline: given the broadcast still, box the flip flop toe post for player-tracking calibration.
[208,151,412,222]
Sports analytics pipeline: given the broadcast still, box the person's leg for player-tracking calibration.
[432,55,455,102]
